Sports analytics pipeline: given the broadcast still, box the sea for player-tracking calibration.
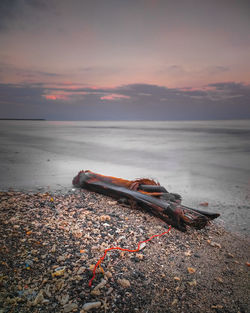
[0,120,249,234]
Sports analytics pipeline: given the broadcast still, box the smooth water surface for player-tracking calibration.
[0,120,249,233]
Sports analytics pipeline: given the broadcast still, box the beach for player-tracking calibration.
[0,189,249,313]
[1,0,250,311]
[0,120,249,312]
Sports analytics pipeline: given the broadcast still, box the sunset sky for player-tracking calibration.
[0,0,250,120]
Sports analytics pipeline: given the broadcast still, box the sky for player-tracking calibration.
[0,0,250,120]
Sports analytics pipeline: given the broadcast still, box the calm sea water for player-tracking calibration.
[0,120,249,233]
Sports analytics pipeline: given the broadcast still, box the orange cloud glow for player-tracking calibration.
[43,94,68,101]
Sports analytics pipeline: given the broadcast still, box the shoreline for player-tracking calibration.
[1,185,249,236]
[0,189,249,313]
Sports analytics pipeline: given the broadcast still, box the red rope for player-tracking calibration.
[89,225,171,287]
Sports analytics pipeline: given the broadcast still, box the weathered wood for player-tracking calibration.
[73,170,220,231]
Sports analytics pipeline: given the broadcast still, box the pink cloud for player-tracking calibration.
[43,94,69,101]
[42,86,88,101]
[100,93,130,101]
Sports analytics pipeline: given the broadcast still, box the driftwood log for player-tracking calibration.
[73,170,220,232]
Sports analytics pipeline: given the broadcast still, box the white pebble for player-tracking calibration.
[82,301,102,311]
[139,242,146,250]
[63,303,78,312]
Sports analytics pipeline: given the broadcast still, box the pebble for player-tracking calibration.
[187,267,196,274]
[117,278,131,288]
[63,302,78,312]
[99,215,111,221]
[139,242,146,250]
[207,240,221,249]
[211,305,223,309]
[91,289,101,296]
[82,301,102,311]
[50,244,56,253]
[199,202,209,206]
[188,279,197,286]
[1,190,249,313]
[184,250,192,256]
[93,278,107,291]
[32,290,44,306]
[77,266,86,275]
[105,271,112,279]
[52,266,66,277]
[216,277,224,283]
[57,255,67,262]
[106,287,113,295]
[59,294,69,305]
[227,253,234,258]
[135,253,144,260]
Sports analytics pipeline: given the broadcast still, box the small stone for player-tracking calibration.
[207,240,221,249]
[57,255,66,262]
[187,267,196,274]
[139,242,146,250]
[52,266,66,277]
[99,215,111,221]
[117,278,130,288]
[105,271,112,279]
[93,279,107,291]
[77,267,86,275]
[184,250,192,256]
[199,201,209,206]
[135,253,144,260]
[107,201,117,205]
[171,299,178,306]
[216,277,223,283]
[211,305,223,309]
[91,245,99,251]
[82,301,102,311]
[63,302,78,312]
[59,294,69,305]
[32,290,44,306]
[44,284,52,297]
[106,287,113,295]
[188,279,197,286]
[90,289,101,296]
[174,276,180,281]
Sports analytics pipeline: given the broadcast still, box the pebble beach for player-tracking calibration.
[0,188,249,313]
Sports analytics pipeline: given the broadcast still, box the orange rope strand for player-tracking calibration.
[89,225,171,287]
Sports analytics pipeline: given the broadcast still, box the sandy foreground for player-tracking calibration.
[0,189,249,313]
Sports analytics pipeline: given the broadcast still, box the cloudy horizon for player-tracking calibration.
[1,0,250,120]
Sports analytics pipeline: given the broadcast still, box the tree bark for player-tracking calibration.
[73,170,220,232]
